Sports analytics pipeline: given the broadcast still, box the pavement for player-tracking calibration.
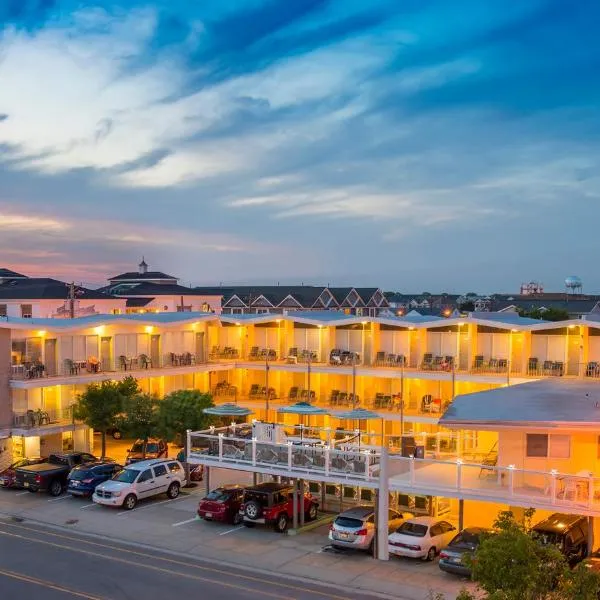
[0,437,475,600]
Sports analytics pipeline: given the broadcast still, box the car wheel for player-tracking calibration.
[274,513,288,533]
[112,430,122,440]
[123,494,137,510]
[244,500,262,521]
[426,547,436,561]
[48,480,62,497]
[167,482,180,499]
[306,503,318,521]
[243,521,255,528]
[232,512,243,525]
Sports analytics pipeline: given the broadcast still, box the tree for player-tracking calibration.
[118,393,160,458]
[457,509,600,600]
[73,376,140,459]
[157,390,216,446]
[518,307,570,321]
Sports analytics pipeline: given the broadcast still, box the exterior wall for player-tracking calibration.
[0,328,11,432]
[127,294,222,314]
[0,298,126,318]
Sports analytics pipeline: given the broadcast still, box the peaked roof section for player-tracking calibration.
[0,268,27,279]
[108,271,178,282]
[440,379,600,430]
[0,278,115,300]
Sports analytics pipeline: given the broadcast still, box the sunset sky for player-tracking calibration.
[1,1,599,291]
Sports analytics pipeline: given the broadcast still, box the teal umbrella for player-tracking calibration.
[277,402,329,441]
[334,408,384,449]
[203,403,254,417]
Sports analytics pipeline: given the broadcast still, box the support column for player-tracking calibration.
[292,479,299,530]
[253,472,258,485]
[588,516,595,556]
[205,466,210,495]
[299,479,305,528]
[458,499,464,531]
[377,447,390,561]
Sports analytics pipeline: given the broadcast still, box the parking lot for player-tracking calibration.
[0,438,474,600]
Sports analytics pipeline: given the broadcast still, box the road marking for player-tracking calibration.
[172,517,198,527]
[0,522,355,600]
[80,503,99,510]
[47,495,72,503]
[0,567,104,600]
[219,525,244,536]
[116,496,185,516]
[15,491,29,496]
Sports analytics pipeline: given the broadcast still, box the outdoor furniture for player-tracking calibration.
[248,346,259,360]
[139,354,152,369]
[421,394,435,413]
[329,349,342,365]
[478,444,498,478]
[375,351,386,366]
[249,384,260,399]
[289,387,299,400]
[64,358,79,375]
[472,355,484,370]
[528,357,539,375]
[586,361,600,377]
[421,353,433,370]
[287,348,298,364]
[119,355,129,370]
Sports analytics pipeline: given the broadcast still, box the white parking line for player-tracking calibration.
[47,495,72,503]
[219,526,244,536]
[172,517,198,527]
[15,491,29,496]
[116,496,185,517]
[80,503,100,510]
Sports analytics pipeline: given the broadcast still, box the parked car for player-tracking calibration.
[67,462,123,498]
[533,513,589,566]
[14,452,100,496]
[189,464,204,482]
[125,439,168,465]
[329,506,414,552]
[439,527,491,576]
[240,482,318,533]
[0,457,46,489]
[198,485,245,524]
[389,516,457,561]
[93,459,186,510]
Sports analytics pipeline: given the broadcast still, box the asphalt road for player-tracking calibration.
[0,519,385,600]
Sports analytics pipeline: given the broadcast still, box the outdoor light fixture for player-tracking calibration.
[37,330,46,337]
[94,326,105,335]
[144,326,153,333]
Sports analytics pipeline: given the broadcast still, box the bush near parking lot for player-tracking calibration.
[74,377,140,459]
[157,390,216,446]
[455,509,600,600]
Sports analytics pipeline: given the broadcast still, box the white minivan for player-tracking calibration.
[93,458,186,510]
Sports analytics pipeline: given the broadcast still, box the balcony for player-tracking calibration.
[13,407,74,429]
[188,425,381,485]
[388,456,600,516]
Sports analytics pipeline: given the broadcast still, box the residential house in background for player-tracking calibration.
[100,260,223,314]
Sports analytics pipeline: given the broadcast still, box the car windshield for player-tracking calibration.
[450,531,481,548]
[397,522,428,537]
[535,531,563,547]
[113,469,139,483]
[70,469,93,480]
[334,516,365,529]
[48,455,69,466]
[131,442,159,454]
[205,490,231,502]
[145,443,159,453]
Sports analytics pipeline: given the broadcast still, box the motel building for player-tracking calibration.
[2,310,600,558]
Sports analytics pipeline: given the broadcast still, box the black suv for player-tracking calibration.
[533,513,589,566]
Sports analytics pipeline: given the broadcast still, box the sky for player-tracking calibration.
[1,0,599,292]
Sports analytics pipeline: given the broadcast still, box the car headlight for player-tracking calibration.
[112,491,122,497]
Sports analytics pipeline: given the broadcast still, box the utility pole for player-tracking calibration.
[69,282,75,319]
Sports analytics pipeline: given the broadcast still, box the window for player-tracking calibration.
[0,304,6,317]
[430,525,443,537]
[137,469,153,483]
[168,462,181,474]
[526,434,570,458]
[153,464,167,477]
[20,304,33,318]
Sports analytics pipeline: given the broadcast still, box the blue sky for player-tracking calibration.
[1,0,599,292]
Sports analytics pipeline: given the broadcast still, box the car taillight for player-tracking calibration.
[439,552,449,559]
[35,475,42,484]
[408,544,421,551]
[356,528,368,536]
[329,524,334,531]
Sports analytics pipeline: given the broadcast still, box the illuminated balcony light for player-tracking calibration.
[144,326,154,333]
[37,330,46,337]
[93,326,105,335]
[507,464,516,470]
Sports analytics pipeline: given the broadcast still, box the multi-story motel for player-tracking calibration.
[3,310,600,555]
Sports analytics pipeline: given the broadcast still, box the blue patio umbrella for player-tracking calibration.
[334,408,384,449]
[203,403,254,417]
[277,402,329,440]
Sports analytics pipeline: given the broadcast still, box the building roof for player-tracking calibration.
[125,297,154,308]
[108,271,177,282]
[0,268,27,279]
[440,379,600,430]
[101,282,223,298]
[0,278,114,301]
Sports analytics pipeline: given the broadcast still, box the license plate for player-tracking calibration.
[205,512,212,519]
[336,532,350,540]
[23,482,29,488]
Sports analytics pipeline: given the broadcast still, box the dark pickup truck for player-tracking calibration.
[15,452,99,496]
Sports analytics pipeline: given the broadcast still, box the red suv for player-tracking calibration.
[197,485,245,525]
[240,482,318,533]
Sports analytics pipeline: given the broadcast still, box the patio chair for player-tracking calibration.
[209,345,220,359]
[287,347,298,364]
[421,394,435,413]
[421,353,433,370]
[248,346,259,360]
[586,361,600,377]
[64,358,79,375]
[338,392,348,406]
[258,348,268,360]
[139,354,152,369]
[118,355,129,371]
[375,351,386,366]
[385,353,396,366]
[472,355,484,371]
[289,386,299,400]
[528,357,539,375]
[497,358,508,372]
[330,390,340,405]
[268,349,277,360]
[542,360,554,375]
[396,354,406,367]
[443,356,454,371]
[432,356,444,370]
[374,392,384,409]
[329,349,342,365]
[249,384,260,399]
[553,361,564,376]
[478,442,498,479]
[488,358,499,373]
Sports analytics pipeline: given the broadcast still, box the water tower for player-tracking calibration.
[565,276,583,296]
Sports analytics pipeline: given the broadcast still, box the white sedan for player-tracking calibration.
[388,516,457,561]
